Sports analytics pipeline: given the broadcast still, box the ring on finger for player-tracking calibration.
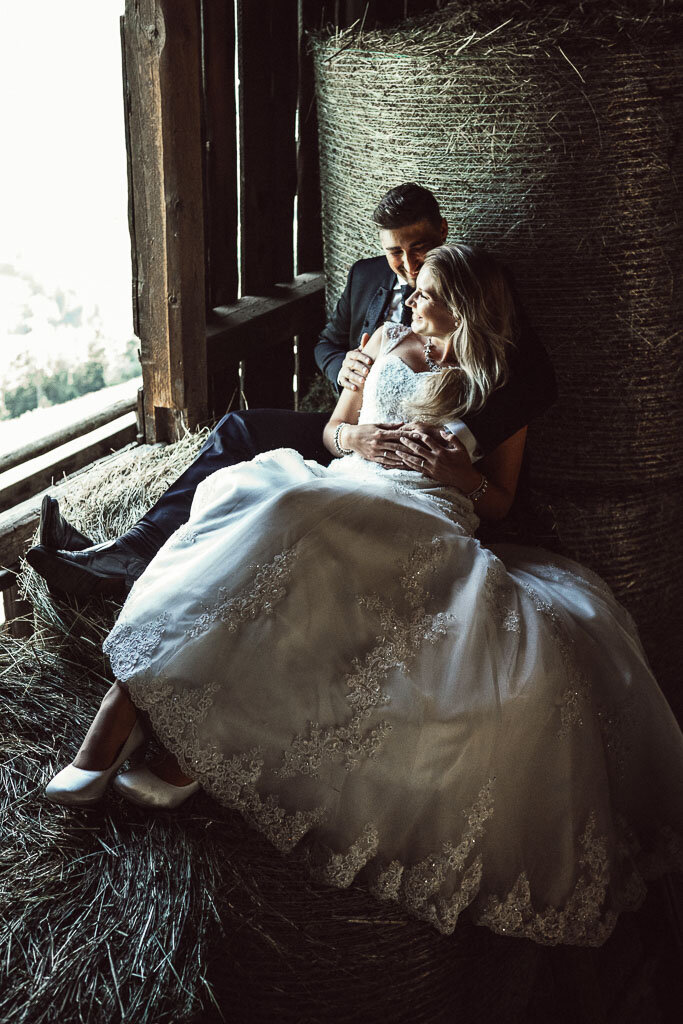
[421,459,425,468]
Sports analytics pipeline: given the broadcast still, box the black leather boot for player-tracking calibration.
[26,538,148,598]
[39,496,94,551]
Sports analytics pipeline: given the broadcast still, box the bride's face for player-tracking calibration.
[405,268,458,342]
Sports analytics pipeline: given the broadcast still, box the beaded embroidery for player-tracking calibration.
[126,674,326,853]
[520,582,593,738]
[370,780,494,934]
[484,557,521,633]
[313,824,380,888]
[275,537,451,780]
[476,813,617,946]
[168,522,198,547]
[186,548,295,639]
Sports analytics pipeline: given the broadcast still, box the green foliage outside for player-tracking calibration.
[1,337,140,420]
[0,265,141,421]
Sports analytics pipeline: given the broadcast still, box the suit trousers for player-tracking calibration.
[136,409,330,548]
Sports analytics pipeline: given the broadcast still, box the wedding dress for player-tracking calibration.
[103,324,683,946]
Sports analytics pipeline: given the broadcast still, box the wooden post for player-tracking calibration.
[121,0,207,443]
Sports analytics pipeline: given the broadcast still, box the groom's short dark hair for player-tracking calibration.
[373,183,442,230]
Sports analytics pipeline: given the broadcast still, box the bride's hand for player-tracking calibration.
[342,423,407,466]
[396,425,480,490]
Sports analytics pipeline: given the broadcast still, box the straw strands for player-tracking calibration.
[312,0,683,704]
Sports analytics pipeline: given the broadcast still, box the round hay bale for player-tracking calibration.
[533,479,683,713]
[311,0,683,487]
[311,0,683,696]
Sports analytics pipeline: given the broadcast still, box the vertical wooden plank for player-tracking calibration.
[2,582,33,639]
[236,0,298,295]
[120,15,140,341]
[296,1,325,397]
[297,0,323,274]
[122,0,207,443]
[235,0,298,409]
[200,0,239,310]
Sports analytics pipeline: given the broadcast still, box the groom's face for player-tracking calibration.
[379,217,448,287]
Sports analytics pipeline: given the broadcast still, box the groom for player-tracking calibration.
[27,183,556,597]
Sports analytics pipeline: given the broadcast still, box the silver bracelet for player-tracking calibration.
[466,473,488,503]
[334,422,353,456]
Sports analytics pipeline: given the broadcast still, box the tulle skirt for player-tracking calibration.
[104,449,683,945]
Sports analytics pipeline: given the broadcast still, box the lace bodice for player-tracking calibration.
[325,322,479,533]
[358,323,430,425]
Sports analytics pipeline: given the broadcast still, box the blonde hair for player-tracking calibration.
[407,244,516,424]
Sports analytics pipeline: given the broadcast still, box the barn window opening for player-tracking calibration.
[0,0,141,463]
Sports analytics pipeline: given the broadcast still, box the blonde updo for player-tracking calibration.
[408,244,516,424]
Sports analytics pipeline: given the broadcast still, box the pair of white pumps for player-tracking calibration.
[44,720,200,810]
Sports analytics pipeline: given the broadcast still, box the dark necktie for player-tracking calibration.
[400,284,413,326]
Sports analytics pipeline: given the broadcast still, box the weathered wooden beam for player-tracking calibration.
[0,397,137,477]
[0,414,138,515]
[200,0,239,309]
[0,444,142,572]
[207,273,325,414]
[236,1,299,294]
[122,0,207,443]
[208,274,324,351]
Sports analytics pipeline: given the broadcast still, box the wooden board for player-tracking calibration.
[121,0,207,442]
[0,443,141,572]
[208,273,324,414]
[236,1,299,294]
[200,0,239,310]
[297,0,324,275]
[0,415,138,515]
[0,397,137,476]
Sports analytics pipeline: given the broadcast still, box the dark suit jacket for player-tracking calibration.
[314,255,557,457]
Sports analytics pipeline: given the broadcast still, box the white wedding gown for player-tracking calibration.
[104,324,683,946]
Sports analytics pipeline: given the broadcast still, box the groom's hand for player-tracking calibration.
[338,335,374,391]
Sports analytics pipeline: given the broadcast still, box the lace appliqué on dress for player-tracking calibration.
[382,322,411,351]
[359,348,427,427]
[104,612,169,682]
[476,812,618,946]
[127,674,326,853]
[168,522,198,547]
[521,582,593,739]
[187,548,295,639]
[275,538,451,780]
[312,824,381,889]
[520,580,635,776]
[369,780,495,935]
[484,557,520,633]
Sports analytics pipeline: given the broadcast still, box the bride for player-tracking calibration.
[45,244,683,946]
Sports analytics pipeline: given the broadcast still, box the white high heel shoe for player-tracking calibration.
[45,720,146,807]
[113,766,200,809]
